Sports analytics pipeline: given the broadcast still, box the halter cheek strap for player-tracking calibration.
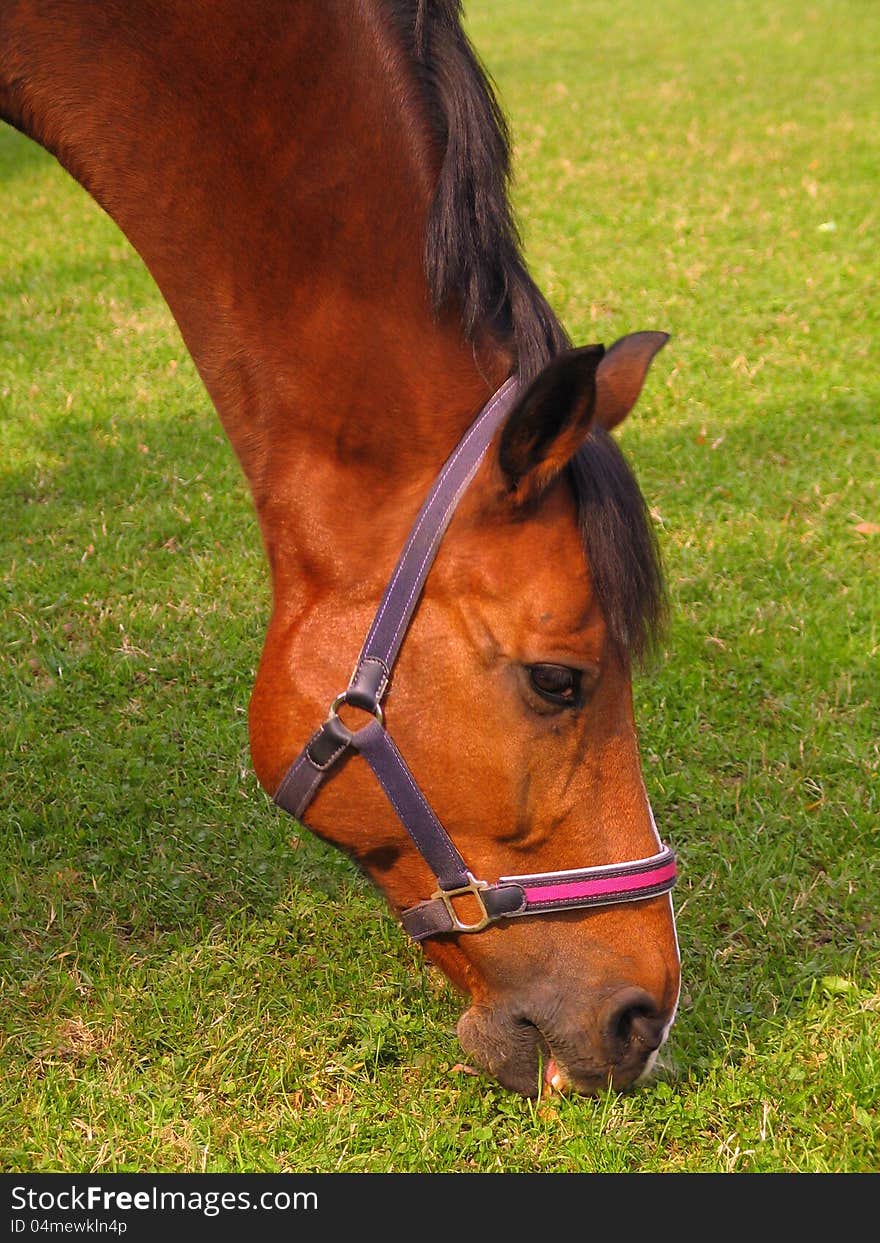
[273,376,676,939]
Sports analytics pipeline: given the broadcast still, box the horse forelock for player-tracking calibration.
[381,0,570,382]
[570,429,666,666]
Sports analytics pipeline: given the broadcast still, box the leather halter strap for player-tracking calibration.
[273,377,676,939]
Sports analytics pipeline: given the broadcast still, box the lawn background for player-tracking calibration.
[1,0,877,1172]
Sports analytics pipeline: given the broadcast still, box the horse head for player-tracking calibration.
[251,330,680,1097]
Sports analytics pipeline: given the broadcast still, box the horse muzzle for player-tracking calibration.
[456,983,675,1098]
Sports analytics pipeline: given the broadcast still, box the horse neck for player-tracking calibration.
[0,0,510,575]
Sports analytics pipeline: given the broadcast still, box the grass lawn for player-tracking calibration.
[1,0,878,1172]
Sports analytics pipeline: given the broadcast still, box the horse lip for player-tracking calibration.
[456,1005,545,1097]
[458,1007,597,1097]
[543,1056,568,1093]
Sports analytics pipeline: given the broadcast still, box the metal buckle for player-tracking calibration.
[327,691,385,729]
[432,872,492,933]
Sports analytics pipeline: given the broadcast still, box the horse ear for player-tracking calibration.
[497,332,669,504]
[497,344,604,505]
[594,331,669,431]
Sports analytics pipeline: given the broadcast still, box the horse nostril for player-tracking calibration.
[601,987,666,1060]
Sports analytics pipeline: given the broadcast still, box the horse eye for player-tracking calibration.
[526,663,583,708]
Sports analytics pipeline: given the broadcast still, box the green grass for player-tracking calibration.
[1,0,878,1172]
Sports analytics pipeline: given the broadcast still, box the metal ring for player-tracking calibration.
[327,691,385,729]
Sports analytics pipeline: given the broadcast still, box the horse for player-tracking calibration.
[0,0,681,1098]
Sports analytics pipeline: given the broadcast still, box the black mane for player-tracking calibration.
[570,430,666,663]
[387,0,569,383]
[386,1,664,661]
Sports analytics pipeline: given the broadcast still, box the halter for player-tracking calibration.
[273,378,676,940]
